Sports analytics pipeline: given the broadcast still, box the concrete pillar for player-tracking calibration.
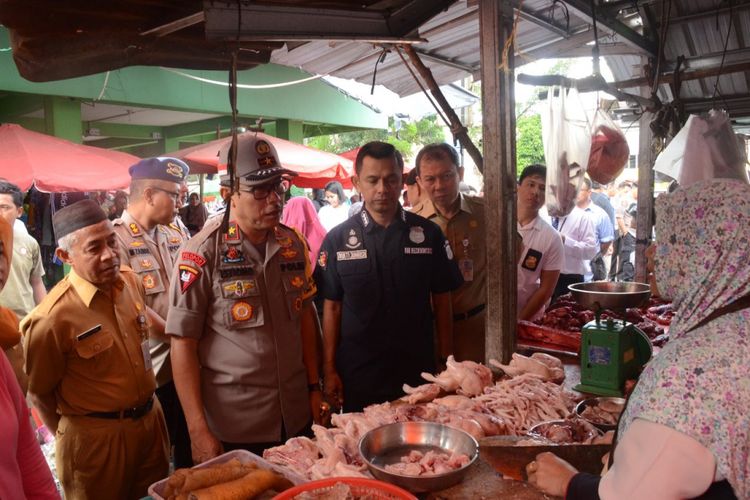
[43,96,82,143]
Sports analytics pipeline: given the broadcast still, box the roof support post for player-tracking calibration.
[635,65,656,284]
[479,0,517,364]
[43,96,81,144]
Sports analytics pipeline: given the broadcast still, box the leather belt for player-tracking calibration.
[453,303,486,322]
[86,396,154,420]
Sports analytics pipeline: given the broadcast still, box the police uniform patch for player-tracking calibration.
[337,250,368,261]
[225,222,240,242]
[231,301,253,321]
[169,236,181,244]
[130,241,144,247]
[280,248,298,260]
[318,251,328,268]
[469,220,478,228]
[140,258,153,269]
[223,280,256,298]
[345,229,361,249]
[181,251,207,267]
[409,226,425,244]
[129,223,141,236]
[179,264,200,293]
[521,248,542,271]
[219,267,254,279]
[444,241,454,260]
[169,222,182,233]
[277,237,293,248]
[290,276,305,288]
[294,297,302,311]
[255,140,271,155]
[142,273,156,289]
[222,246,245,264]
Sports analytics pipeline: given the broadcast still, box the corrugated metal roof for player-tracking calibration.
[272,0,750,119]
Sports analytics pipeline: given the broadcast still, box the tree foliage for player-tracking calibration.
[515,113,545,176]
[306,115,445,163]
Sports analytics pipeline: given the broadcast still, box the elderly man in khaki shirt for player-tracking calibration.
[23,199,168,500]
[113,156,191,467]
[412,143,487,362]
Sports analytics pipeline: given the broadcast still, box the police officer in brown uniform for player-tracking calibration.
[412,143,487,362]
[23,200,169,500]
[167,135,322,464]
[112,157,192,467]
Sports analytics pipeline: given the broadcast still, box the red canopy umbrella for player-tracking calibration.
[0,123,139,192]
[169,132,354,189]
[340,147,359,162]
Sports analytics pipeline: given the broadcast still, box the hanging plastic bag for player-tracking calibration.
[653,109,749,188]
[588,109,629,185]
[541,87,591,217]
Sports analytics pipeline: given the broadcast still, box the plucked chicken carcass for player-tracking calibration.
[420,355,493,396]
[489,352,565,383]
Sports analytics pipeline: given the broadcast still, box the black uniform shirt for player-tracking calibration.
[316,206,462,410]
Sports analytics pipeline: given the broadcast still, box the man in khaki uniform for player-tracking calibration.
[412,143,487,362]
[23,199,169,500]
[112,157,192,467]
[168,135,322,463]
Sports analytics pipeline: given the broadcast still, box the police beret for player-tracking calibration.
[53,199,108,242]
[219,134,296,187]
[129,157,189,182]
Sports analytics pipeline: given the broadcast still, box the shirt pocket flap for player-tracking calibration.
[75,331,115,359]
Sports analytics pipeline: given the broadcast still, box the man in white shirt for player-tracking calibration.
[517,165,564,321]
[577,178,615,281]
[550,192,598,299]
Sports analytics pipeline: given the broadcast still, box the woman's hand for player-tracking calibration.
[526,452,579,497]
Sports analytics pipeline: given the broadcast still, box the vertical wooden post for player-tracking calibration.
[634,87,655,283]
[479,0,517,363]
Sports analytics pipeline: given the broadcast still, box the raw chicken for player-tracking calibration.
[384,450,470,476]
[400,382,441,404]
[489,353,565,383]
[420,355,493,396]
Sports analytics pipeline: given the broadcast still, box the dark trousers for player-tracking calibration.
[156,381,193,469]
[553,273,584,300]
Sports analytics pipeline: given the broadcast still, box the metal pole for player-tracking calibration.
[479,0,517,363]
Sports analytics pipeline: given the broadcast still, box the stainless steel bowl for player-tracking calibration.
[575,397,626,432]
[358,422,479,493]
[527,418,604,443]
[568,281,651,311]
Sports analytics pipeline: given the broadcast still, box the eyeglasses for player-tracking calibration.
[151,187,181,202]
[240,180,290,200]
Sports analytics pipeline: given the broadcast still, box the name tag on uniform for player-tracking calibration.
[404,247,432,255]
[141,340,152,371]
[337,250,368,261]
[522,248,543,271]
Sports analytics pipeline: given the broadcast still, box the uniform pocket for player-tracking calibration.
[74,330,115,359]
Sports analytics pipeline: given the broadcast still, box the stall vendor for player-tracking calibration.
[23,199,169,500]
[526,178,750,499]
[167,135,322,463]
[318,141,463,413]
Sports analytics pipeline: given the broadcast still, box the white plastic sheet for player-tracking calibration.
[653,109,749,188]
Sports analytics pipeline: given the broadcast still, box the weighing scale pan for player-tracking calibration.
[568,282,651,312]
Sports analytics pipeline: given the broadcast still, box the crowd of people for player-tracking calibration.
[1,135,746,500]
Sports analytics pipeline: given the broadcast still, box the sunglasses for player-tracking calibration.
[239,180,290,200]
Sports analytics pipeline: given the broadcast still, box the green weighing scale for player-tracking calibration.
[569,282,653,396]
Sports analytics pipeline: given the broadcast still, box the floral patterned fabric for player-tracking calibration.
[620,178,750,498]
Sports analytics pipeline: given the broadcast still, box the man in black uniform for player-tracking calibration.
[317,141,463,412]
